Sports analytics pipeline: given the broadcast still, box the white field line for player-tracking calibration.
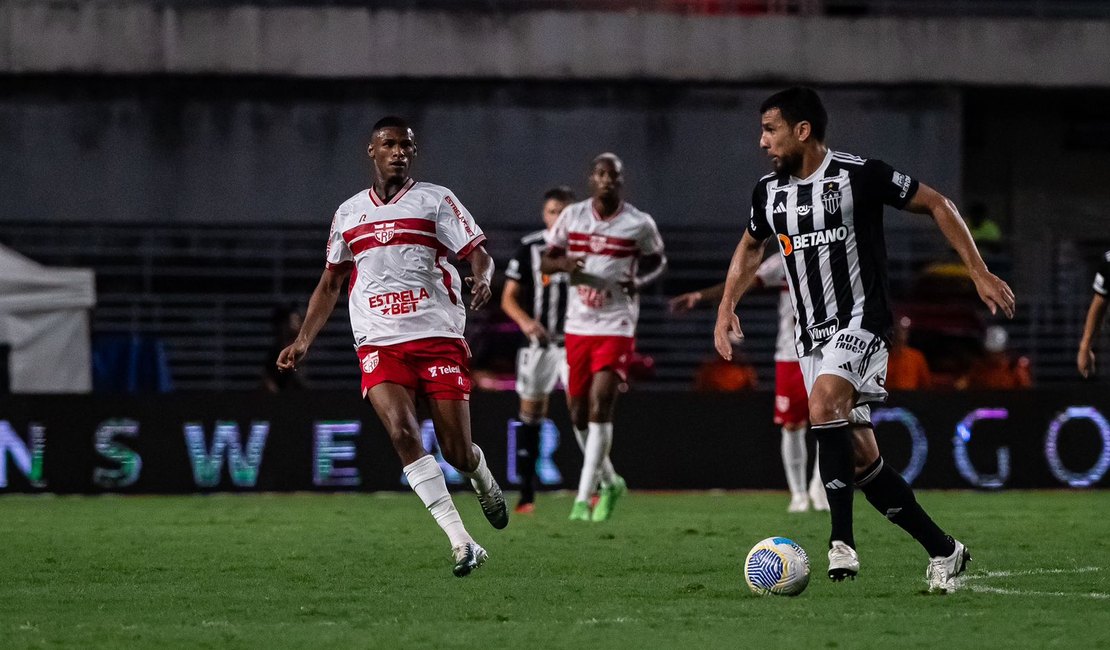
[967,585,1110,600]
[961,566,1108,599]
[963,566,1101,580]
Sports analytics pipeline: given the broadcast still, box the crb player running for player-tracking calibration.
[714,88,1014,592]
[501,186,577,514]
[278,117,508,578]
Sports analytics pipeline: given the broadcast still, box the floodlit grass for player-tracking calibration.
[2,491,1109,648]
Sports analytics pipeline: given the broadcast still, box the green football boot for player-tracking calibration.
[569,500,592,521]
[591,475,627,522]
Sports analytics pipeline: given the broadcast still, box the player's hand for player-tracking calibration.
[970,269,1015,318]
[1078,345,1096,378]
[522,319,550,345]
[668,291,702,314]
[276,340,308,372]
[465,276,492,310]
[713,310,744,360]
[559,256,586,274]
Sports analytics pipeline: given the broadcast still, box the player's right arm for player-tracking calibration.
[1078,256,1109,377]
[501,278,548,344]
[539,207,585,276]
[714,230,767,360]
[277,266,349,372]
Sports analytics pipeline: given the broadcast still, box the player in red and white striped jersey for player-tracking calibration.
[542,153,667,522]
[277,117,506,577]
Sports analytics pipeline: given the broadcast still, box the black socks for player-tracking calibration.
[857,457,956,558]
[516,420,541,504]
[813,420,856,549]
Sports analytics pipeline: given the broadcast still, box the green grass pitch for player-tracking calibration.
[3,491,1109,648]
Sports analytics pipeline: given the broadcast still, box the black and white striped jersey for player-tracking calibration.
[747,149,920,356]
[504,230,569,343]
[1093,250,1110,296]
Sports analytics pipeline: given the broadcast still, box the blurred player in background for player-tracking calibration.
[1078,250,1110,378]
[277,117,507,577]
[715,87,1014,591]
[670,255,828,513]
[542,153,666,522]
[501,186,576,514]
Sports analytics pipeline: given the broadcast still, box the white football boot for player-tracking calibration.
[828,540,860,581]
[452,541,488,578]
[788,493,810,513]
[926,537,971,593]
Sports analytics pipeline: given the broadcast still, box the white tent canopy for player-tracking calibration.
[0,245,95,393]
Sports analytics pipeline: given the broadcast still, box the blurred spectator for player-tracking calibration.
[886,316,933,390]
[694,351,757,392]
[958,325,1032,390]
[966,202,1002,252]
[264,304,305,392]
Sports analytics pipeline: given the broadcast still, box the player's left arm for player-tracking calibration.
[463,245,494,310]
[904,184,1015,318]
[622,252,667,296]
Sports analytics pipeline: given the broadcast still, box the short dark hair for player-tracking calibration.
[759,87,828,142]
[543,186,576,204]
[372,116,411,135]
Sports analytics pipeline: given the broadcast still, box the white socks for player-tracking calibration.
[575,422,613,503]
[463,444,494,495]
[573,425,616,489]
[403,454,470,548]
[781,426,808,498]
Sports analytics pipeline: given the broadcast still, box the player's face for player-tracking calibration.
[368,127,417,183]
[589,159,623,201]
[542,198,568,230]
[760,108,803,176]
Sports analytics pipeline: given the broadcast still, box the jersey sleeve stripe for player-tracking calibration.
[456,234,487,259]
[325,260,354,272]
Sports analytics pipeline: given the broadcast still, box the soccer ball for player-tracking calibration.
[743,537,811,596]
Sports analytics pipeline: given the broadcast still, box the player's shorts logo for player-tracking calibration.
[807,316,840,342]
[373,222,396,244]
[589,235,607,254]
[361,351,379,374]
[821,181,841,214]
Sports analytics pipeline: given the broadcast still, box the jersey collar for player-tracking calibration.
[788,149,834,185]
[369,178,416,206]
[591,200,624,222]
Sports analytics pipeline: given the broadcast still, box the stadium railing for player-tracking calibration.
[0,222,1102,392]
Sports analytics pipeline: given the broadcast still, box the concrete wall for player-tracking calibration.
[0,79,961,229]
[2,2,1109,86]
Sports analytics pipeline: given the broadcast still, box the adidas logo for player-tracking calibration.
[825,479,847,490]
[885,507,903,520]
[839,361,853,373]
[773,203,787,214]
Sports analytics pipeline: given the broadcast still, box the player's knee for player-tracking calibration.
[386,425,422,455]
[808,402,847,426]
[440,440,476,472]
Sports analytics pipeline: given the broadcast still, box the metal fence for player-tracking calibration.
[110,0,1110,19]
[1,221,1102,392]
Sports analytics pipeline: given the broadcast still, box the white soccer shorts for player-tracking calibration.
[514,343,567,400]
[799,328,889,425]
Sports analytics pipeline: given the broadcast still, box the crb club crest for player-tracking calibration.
[821,181,841,214]
[361,351,379,374]
[372,222,396,244]
[589,235,608,253]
